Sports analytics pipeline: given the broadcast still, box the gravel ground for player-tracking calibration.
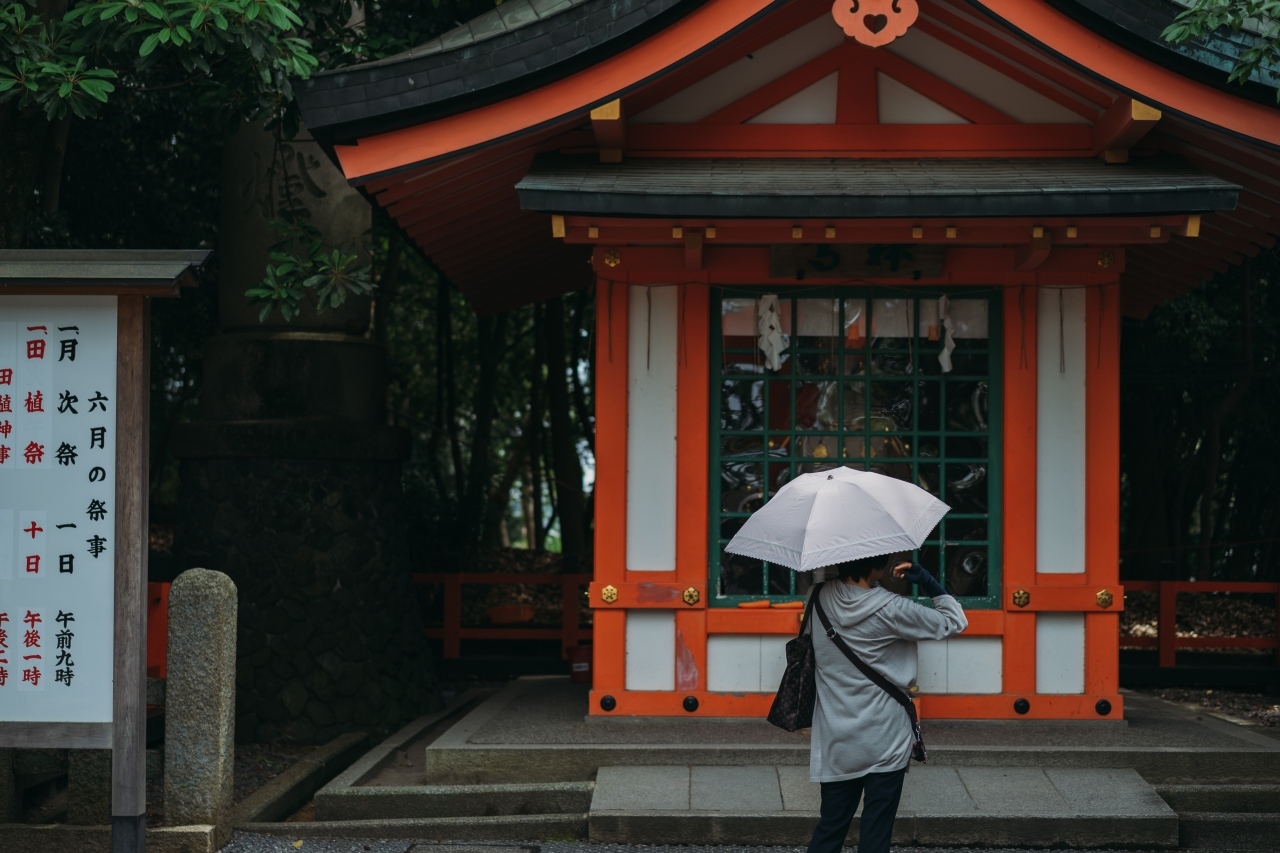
[1121,591,1277,650]
[219,838,1252,853]
[1133,686,1280,726]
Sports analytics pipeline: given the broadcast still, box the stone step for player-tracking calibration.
[314,781,594,821]
[588,764,1181,848]
[1178,812,1280,851]
[1156,783,1280,813]
[422,742,1280,785]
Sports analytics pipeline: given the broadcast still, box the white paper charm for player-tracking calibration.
[757,294,785,371]
[937,295,956,374]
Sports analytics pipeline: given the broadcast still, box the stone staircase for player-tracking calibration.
[235,678,1280,849]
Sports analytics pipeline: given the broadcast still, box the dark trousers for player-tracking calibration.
[806,767,907,853]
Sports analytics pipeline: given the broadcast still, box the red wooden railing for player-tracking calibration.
[1122,581,1280,667]
[411,572,593,659]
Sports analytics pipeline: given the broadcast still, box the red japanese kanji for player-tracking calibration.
[23,521,42,539]
[25,326,46,361]
[24,555,39,574]
[0,368,10,385]
[0,446,8,465]
[22,630,38,648]
[0,667,7,687]
[0,627,7,647]
[0,395,10,412]
[0,420,10,438]
[23,441,43,464]
[24,391,43,413]
[22,667,40,687]
[23,611,40,629]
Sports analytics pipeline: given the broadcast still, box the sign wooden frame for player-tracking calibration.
[0,251,204,853]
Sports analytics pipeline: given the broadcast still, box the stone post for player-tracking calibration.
[164,568,237,826]
[66,749,112,824]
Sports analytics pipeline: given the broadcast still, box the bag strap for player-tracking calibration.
[797,581,825,638]
[813,592,918,722]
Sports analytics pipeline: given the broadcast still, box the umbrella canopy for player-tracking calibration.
[724,466,949,572]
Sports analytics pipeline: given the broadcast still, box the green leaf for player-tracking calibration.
[139,32,162,55]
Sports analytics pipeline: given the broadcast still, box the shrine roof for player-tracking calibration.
[297,0,699,142]
[517,156,1240,218]
[0,250,210,294]
[1046,0,1280,101]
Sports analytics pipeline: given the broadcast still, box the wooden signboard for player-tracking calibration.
[769,244,945,280]
[0,251,205,853]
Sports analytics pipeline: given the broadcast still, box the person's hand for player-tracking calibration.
[893,561,930,584]
[894,561,946,597]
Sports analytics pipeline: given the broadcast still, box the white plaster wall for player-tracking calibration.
[632,16,844,123]
[626,611,676,691]
[914,638,1002,694]
[878,74,967,124]
[1035,613,1085,694]
[748,73,837,124]
[1036,288,1087,574]
[708,634,791,692]
[627,285,678,571]
[885,30,1089,124]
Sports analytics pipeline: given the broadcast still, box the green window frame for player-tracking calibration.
[710,286,1002,609]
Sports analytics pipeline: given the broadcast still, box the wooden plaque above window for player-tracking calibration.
[770,245,945,280]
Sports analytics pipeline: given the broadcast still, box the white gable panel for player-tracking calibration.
[748,72,838,124]
[632,15,845,124]
[886,30,1090,124]
[878,74,967,124]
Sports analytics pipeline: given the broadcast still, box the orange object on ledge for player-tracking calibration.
[488,604,536,624]
[771,600,805,609]
[737,600,772,609]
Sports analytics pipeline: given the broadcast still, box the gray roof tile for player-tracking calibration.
[516,156,1241,219]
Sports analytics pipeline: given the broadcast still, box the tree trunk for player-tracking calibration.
[529,305,545,550]
[543,296,587,571]
[460,312,510,556]
[1198,266,1253,577]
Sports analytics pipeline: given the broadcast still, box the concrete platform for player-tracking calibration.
[422,677,1280,785]
[588,764,1180,848]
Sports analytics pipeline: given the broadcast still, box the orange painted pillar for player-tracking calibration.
[592,279,630,702]
[1085,283,1122,710]
[1002,284,1037,699]
[675,284,711,692]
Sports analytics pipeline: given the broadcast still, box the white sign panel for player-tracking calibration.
[0,296,117,723]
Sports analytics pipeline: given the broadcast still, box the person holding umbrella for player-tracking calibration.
[726,466,968,853]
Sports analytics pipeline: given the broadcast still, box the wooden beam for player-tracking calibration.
[1092,97,1162,160]
[113,296,150,851]
[591,99,626,162]
[626,123,1095,155]
[684,229,704,270]
[1014,233,1052,270]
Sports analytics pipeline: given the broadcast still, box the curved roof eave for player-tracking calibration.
[324,0,792,183]
[967,0,1280,150]
[298,0,701,145]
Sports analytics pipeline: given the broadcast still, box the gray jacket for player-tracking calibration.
[808,581,968,782]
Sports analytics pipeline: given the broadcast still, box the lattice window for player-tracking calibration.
[711,287,1002,608]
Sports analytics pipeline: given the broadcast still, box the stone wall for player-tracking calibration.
[176,456,434,743]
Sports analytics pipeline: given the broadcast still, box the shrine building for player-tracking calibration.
[298,0,1280,720]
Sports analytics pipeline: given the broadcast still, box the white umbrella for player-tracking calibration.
[724,466,949,572]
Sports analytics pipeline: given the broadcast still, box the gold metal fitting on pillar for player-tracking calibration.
[603,249,622,268]
[1097,250,1115,268]
[683,587,701,606]
[1012,589,1031,608]
[1096,589,1114,608]
[600,584,618,604]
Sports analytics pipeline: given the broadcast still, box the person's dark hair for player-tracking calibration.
[831,554,891,583]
